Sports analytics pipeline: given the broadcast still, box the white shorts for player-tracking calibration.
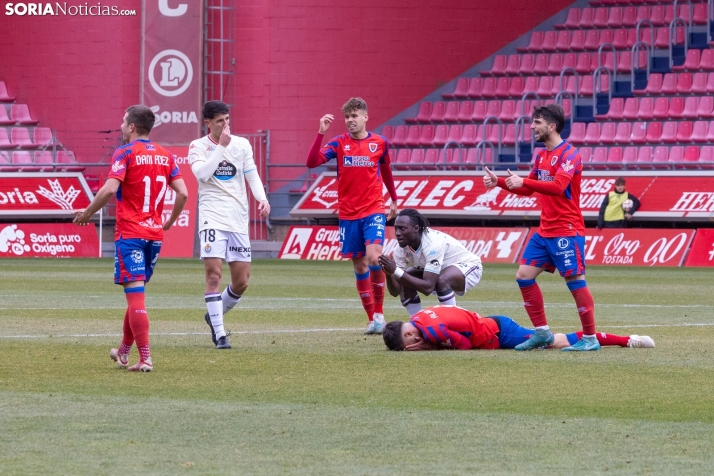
[452,260,483,296]
[199,229,251,262]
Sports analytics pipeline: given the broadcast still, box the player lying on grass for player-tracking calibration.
[378,209,483,317]
[382,305,654,351]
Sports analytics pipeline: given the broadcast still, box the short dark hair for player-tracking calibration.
[532,104,565,134]
[615,177,626,185]
[397,208,430,235]
[383,321,405,350]
[125,105,155,135]
[202,100,230,120]
[342,97,368,114]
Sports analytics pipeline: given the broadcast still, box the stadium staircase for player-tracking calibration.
[381,0,714,171]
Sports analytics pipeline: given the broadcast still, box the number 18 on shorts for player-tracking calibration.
[199,229,252,262]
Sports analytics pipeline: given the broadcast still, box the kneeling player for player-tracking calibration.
[378,209,483,317]
[382,305,655,352]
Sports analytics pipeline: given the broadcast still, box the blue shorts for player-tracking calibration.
[338,213,386,258]
[520,232,586,277]
[114,238,162,284]
[489,315,536,349]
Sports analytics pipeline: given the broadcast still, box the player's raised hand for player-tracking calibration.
[318,114,334,134]
[219,123,231,147]
[483,166,498,189]
[378,253,397,274]
[258,199,271,218]
[505,169,524,189]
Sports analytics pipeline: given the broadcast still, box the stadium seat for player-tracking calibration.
[568,122,586,144]
[691,120,709,142]
[682,97,699,119]
[569,30,586,52]
[606,147,623,168]
[445,125,464,147]
[651,146,670,168]
[692,4,708,25]
[562,98,573,119]
[0,129,13,148]
[405,125,422,147]
[33,151,55,172]
[697,96,714,118]
[705,121,714,142]
[675,73,693,94]
[591,51,615,74]
[484,55,508,76]
[667,146,685,167]
[622,146,638,166]
[522,77,539,98]
[381,125,394,143]
[463,148,479,166]
[578,147,592,164]
[518,54,536,75]
[636,73,661,95]
[478,147,495,166]
[613,122,632,143]
[680,146,700,168]
[668,97,685,119]
[630,121,648,144]
[555,8,580,29]
[617,50,648,73]
[672,49,700,72]
[645,122,662,143]
[607,7,624,27]
[599,122,617,144]
[428,101,447,122]
[593,7,609,27]
[621,6,638,27]
[443,101,460,122]
[432,125,449,147]
[546,54,564,75]
[495,77,511,98]
[457,101,474,122]
[12,151,40,171]
[485,100,501,118]
[460,124,479,146]
[0,107,14,125]
[591,146,608,165]
[508,76,525,97]
[471,101,488,122]
[10,105,39,125]
[408,149,425,167]
[575,52,591,73]
[499,100,517,122]
[690,72,708,94]
[706,73,714,94]
[579,8,595,28]
[583,30,600,51]
[652,97,670,119]
[621,97,639,120]
[634,146,653,169]
[637,97,655,120]
[0,82,15,102]
[555,31,571,51]
[391,125,408,147]
[423,149,440,169]
[481,78,497,98]
[394,149,410,169]
[533,54,549,75]
[0,150,14,171]
[57,151,84,172]
[11,128,39,148]
[505,54,521,75]
[406,102,431,123]
[536,76,554,97]
[518,31,544,52]
[33,127,53,147]
[443,77,469,99]
[562,52,578,71]
[584,122,602,145]
[611,29,629,50]
[467,78,484,98]
[418,125,435,147]
[699,49,714,71]
[675,121,693,142]
[699,146,714,168]
[541,31,558,52]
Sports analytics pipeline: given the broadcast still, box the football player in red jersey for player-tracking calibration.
[483,104,598,352]
[74,105,188,371]
[382,305,654,352]
[306,98,399,334]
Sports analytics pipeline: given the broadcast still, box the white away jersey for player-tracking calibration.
[188,134,259,234]
[394,229,481,274]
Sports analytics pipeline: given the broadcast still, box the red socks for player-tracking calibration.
[125,287,150,360]
[517,279,548,327]
[568,282,596,335]
[369,265,385,315]
[575,331,629,347]
[355,271,374,321]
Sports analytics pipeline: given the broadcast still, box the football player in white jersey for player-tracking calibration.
[378,209,483,317]
[188,101,270,349]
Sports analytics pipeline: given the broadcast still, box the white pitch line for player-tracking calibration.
[1,323,713,340]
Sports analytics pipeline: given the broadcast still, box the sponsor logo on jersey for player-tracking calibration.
[374,215,383,223]
[561,160,574,173]
[214,160,237,181]
[369,143,378,153]
[430,259,440,268]
[343,156,374,167]
[557,238,570,249]
[111,160,125,173]
[344,145,351,151]
[145,144,156,151]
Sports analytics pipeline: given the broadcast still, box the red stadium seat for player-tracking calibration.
[682,97,700,120]
[570,31,586,52]
[636,73,661,95]
[555,31,571,51]
[428,101,447,122]
[578,147,592,163]
[418,125,435,146]
[0,150,14,171]
[668,97,685,119]
[33,127,53,147]
[579,8,595,29]
[495,77,511,98]
[607,7,624,27]
[651,146,670,168]
[0,107,14,125]
[661,73,678,95]
[518,31,544,52]
[583,122,602,145]
[0,82,15,102]
[542,31,558,52]
[13,151,41,171]
[650,5,665,25]
[645,122,662,143]
[613,122,632,143]
[691,120,709,142]
[467,78,484,98]
[443,77,469,99]
[612,29,629,49]
[406,102,431,123]
[460,124,479,146]
[33,151,55,172]
[630,121,648,144]
[457,101,474,122]
[634,6,651,27]
[704,121,714,142]
[481,78,497,98]
[692,4,708,25]
[637,97,655,120]
[11,127,39,148]
[681,146,700,168]
[432,125,449,147]
[593,7,609,28]
[423,149,440,168]
[409,149,425,167]
[394,149,410,169]
[563,52,578,71]
[499,100,517,122]
[478,147,495,166]
[676,73,693,94]
[555,8,580,29]
[583,30,600,51]
[10,104,39,125]
[606,147,623,167]
[597,29,614,49]
[621,97,639,120]
[536,76,554,97]
[381,125,394,143]
[575,52,591,73]
[700,146,714,167]
[0,129,13,148]
[508,76,525,97]
[57,151,84,172]
[652,97,670,119]
[672,49,700,72]
[505,55,521,75]
[634,146,653,169]
[471,101,488,122]
[533,54,549,75]
[667,146,684,167]
[485,100,501,118]
[591,146,608,165]
[623,146,638,166]
[445,125,463,146]
[391,125,408,147]
[706,73,714,94]
[518,54,536,75]
[463,148,479,166]
[691,72,708,94]
[599,122,617,144]
[485,55,508,76]
[523,76,539,96]
[568,122,587,144]
[700,49,714,71]
[443,101,460,122]
[697,96,714,118]
[621,6,638,27]
[675,121,693,142]
[546,54,564,75]
[405,125,422,147]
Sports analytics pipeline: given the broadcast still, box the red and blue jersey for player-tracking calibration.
[318,132,390,220]
[411,305,500,350]
[107,139,182,241]
[529,140,585,237]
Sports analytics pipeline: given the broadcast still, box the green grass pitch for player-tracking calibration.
[1,258,713,475]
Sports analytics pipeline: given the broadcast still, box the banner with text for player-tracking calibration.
[279,226,528,263]
[290,172,714,220]
[141,0,202,144]
[160,146,197,258]
[0,173,94,216]
[0,223,98,258]
[684,229,714,267]
[521,228,696,267]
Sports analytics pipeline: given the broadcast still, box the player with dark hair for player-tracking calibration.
[74,105,189,372]
[378,208,483,317]
[382,305,654,352]
[188,100,270,349]
[483,103,598,352]
[306,97,399,334]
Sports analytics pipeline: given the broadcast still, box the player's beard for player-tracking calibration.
[536,129,549,143]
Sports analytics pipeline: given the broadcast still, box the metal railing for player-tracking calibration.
[631,41,651,94]
[669,18,689,68]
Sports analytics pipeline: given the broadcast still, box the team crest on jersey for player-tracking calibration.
[204,244,212,252]
[374,215,383,223]
[131,250,144,264]
[551,155,559,166]
[229,146,239,157]
[214,160,237,181]
[369,143,378,153]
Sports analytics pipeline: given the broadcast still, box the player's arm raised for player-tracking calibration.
[306,114,334,168]
[191,124,231,182]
